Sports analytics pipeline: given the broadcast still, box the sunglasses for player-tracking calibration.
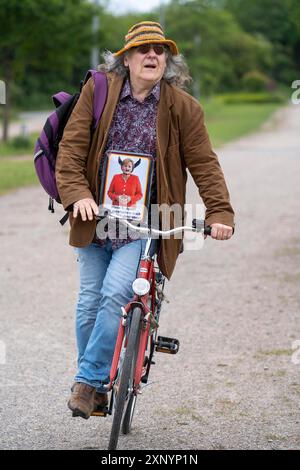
[135,44,166,55]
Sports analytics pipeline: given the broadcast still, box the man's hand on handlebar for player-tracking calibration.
[206,223,233,240]
[73,198,99,221]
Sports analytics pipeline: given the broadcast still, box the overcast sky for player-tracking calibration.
[106,0,169,15]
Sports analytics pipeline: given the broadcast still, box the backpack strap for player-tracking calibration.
[52,91,72,108]
[83,69,108,129]
[92,72,108,129]
[59,211,70,226]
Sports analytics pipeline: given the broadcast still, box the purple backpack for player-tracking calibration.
[34,70,107,224]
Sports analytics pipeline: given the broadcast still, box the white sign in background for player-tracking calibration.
[0,80,6,104]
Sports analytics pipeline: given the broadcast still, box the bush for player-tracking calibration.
[11,135,31,149]
[242,70,272,92]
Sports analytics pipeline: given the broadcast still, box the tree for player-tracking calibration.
[162,0,273,94]
[0,0,95,141]
[225,0,300,82]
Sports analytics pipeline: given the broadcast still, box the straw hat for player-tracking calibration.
[114,21,179,56]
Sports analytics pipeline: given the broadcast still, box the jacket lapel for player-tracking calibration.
[156,80,174,201]
[97,73,124,156]
[157,80,173,160]
[94,73,124,200]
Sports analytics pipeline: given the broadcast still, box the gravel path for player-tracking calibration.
[0,104,300,450]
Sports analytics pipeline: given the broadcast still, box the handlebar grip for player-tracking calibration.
[204,225,212,236]
[192,219,212,236]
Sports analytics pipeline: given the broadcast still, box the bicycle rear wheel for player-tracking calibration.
[108,306,142,450]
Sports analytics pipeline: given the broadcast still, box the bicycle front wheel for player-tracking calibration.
[122,392,137,435]
[108,306,142,450]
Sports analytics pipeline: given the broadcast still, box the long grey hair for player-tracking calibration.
[98,48,192,90]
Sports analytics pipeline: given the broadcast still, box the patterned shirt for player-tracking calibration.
[94,78,160,249]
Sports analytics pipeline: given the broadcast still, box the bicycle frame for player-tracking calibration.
[97,213,210,409]
[108,237,156,394]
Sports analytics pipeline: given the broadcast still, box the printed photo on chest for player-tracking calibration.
[99,150,153,222]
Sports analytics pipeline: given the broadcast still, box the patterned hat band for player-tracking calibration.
[114,21,179,56]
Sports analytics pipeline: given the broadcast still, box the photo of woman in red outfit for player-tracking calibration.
[107,157,143,208]
[99,151,153,222]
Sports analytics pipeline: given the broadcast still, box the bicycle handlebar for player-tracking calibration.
[97,212,211,237]
[192,219,212,236]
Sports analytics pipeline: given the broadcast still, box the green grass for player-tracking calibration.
[0,97,286,194]
[0,132,38,195]
[0,132,38,158]
[202,98,283,148]
[0,159,38,195]
[255,348,292,358]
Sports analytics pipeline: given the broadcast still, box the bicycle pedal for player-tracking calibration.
[155,336,180,354]
[91,407,109,417]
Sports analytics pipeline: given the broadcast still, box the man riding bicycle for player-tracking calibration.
[55,21,235,420]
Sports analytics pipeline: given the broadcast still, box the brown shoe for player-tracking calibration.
[68,382,96,419]
[94,392,108,411]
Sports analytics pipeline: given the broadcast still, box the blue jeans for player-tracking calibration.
[74,239,148,392]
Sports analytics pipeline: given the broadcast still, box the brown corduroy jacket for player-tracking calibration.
[55,72,235,279]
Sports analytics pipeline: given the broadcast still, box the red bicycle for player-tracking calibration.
[92,213,211,450]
